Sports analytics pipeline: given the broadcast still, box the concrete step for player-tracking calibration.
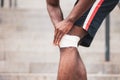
[0,9,50,28]
[3,50,120,63]
[29,62,120,74]
[0,61,120,74]
[0,73,120,80]
[0,36,116,62]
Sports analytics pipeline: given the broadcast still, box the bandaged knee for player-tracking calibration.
[59,34,80,48]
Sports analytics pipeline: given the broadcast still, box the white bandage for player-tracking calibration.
[59,34,80,48]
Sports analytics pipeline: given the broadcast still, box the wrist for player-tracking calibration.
[65,18,74,25]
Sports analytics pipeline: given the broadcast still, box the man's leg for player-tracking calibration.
[57,26,87,80]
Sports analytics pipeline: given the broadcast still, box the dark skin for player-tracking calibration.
[46,0,95,80]
[46,0,95,46]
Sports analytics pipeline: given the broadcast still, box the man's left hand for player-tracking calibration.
[54,19,73,46]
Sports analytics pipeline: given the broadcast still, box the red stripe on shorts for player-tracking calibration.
[83,0,104,30]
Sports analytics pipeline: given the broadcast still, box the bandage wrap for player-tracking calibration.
[59,34,80,48]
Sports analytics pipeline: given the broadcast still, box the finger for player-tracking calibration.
[56,30,65,46]
[56,31,63,45]
[57,32,65,46]
[54,29,59,45]
[54,30,61,45]
[53,29,58,45]
[54,29,58,36]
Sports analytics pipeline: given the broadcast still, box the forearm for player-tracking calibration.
[66,0,95,23]
[47,2,63,27]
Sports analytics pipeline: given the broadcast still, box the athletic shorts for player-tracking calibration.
[74,0,119,47]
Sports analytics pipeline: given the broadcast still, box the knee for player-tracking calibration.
[59,47,79,57]
[79,66,87,78]
[81,69,87,77]
[60,47,77,53]
[59,34,80,48]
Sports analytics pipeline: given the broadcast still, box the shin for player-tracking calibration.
[57,26,87,80]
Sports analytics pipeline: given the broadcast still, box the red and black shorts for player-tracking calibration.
[74,0,119,47]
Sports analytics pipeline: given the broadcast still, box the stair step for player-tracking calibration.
[30,62,120,74]
[0,73,120,80]
[1,62,120,74]
[29,62,120,74]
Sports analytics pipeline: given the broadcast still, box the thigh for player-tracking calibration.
[74,0,119,47]
[67,25,88,39]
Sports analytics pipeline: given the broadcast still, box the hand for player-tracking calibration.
[54,19,73,46]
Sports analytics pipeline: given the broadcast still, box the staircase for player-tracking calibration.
[0,3,120,80]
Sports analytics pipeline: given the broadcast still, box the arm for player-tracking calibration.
[54,0,95,45]
[46,0,95,46]
[66,0,95,23]
[46,0,63,28]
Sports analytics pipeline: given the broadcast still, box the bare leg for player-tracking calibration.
[57,26,87,80]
